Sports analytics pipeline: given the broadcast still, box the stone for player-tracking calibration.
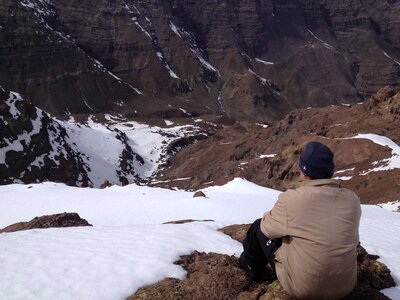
[193,191,206,198]
[0,213,92,233]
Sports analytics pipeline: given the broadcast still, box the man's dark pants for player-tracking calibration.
[240,218,282,280]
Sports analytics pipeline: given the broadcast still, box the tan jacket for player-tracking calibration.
[261,179,361,300]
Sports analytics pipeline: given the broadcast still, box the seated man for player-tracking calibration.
[240,141,361,299]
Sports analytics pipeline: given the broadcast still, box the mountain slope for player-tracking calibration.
[0,87,92,186]
[1,0,399,121]
[157,86,400,204]
[0,86,207,186]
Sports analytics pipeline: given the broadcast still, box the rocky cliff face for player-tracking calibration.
[0,86,149,186]
[1,0,399,122]
[0,85,210,187]
[0,86,91,186]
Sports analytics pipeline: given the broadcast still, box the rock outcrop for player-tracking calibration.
[193,191,206,198]
[1,86,209,187]
[157,86,400,204]
[0,87,148,186]
[0,212,92,233]
[0,87,92,186]
[127,224,395,300]
[1,0,399,121]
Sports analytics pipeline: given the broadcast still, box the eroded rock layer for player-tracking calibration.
[1,0,400,121]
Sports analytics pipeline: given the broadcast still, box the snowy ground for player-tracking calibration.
[335,133,400,181]
[60,115,205,186]
[0,179,399,300]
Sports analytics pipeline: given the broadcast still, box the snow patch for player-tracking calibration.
[169,23,220,76]
[255,58,274,66]
[0,106,43,166]
[114,100,124,107]
[83,100,94,111]
[190,47,220,75]
[19,0,71,44]
[20,0,54,17]
[257,154,276,159]
[5,92,23,118]
[133,19,152,39]
[169,21,182,38]
[19,3,140,96]
[151,177,192,184]
[248,68,269,87]
[179,108,190,116]
[217,91,226,113]
[307,29,334,50]
[91,58,142,95]
[334,176,352,181]
[156,51,180,79]
[377,200,400,212]
[383,51,400,66]
[333,167,355,181]
[349,134,400,175]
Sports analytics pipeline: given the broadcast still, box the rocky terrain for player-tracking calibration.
[0,87,93,186]
[2,83,400,203]
[1,1,400,202]
[1,0,400,122]
[157,86,400,204]
[0,212,92,233]
[128,223,396,300]
[1,2,400,299]
[0,86,208,186]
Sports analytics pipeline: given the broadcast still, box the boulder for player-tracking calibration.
[193,191,206,198]
[0,213,92,233]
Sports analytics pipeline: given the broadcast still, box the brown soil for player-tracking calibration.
[156,86,400,204]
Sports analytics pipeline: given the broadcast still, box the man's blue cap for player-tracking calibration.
[299,141,335,179]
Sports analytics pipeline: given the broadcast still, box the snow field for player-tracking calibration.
[0,178,399,300]
[0,223,240,300]
[0,179,279,228]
